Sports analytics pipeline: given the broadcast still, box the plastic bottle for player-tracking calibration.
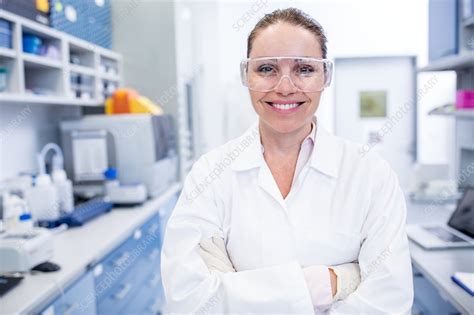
[25,173,59,222]
[16,213,34,234]
[51,155,74,214]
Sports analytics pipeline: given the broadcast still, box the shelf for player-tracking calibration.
[0,93,104,107]
[418,52,474,72]
[0,47,16,58]
[100,73,120,81]
[0,10,122,107]
[429,108,474,118]
[22,53,62,69]
[69,64,96,76]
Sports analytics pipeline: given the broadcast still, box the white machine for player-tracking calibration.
[407,188,474,250]
[60,114,178,198]
[0,228,54,273]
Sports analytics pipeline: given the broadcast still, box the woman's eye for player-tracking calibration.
[257,65,275,74]
[297,65,315,74]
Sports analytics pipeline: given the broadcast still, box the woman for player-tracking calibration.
[162,8,413,314]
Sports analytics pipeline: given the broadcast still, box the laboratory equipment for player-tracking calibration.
[0,227,54,273]
[38,198,113,228]
[60,114,178,198]
[407,187,474,249]
[2,192,30,233]
[104,168,147,206]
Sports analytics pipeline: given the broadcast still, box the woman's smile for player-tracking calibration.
[263,100,306,114]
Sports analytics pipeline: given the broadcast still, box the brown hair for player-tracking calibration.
[247,8,328,58]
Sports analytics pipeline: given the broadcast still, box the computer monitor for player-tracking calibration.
[448,187,474,238]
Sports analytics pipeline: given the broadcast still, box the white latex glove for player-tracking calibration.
[330,263,361,301]
[199,234,236,273]
[303,263,361,312]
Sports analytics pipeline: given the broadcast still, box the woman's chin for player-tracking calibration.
[260,117,309,135]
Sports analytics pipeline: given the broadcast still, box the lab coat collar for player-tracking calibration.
[309,123,342,178]
[231,117,343,178]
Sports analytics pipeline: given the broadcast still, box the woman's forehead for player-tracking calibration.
[249,23,322,59]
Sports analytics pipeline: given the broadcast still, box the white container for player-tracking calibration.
[25,174,60,222]
[52,169,74,214]
[2,193,27,232]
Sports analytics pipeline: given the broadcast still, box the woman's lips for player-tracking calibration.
[264,101,305,113]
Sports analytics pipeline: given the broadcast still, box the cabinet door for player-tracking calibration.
[40,272,96,315]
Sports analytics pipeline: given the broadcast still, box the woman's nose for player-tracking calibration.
[274,75,298,95]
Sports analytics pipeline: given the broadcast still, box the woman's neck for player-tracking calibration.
[259,120,313,156]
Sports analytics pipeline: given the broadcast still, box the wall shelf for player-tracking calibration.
[0,9,122,106]
[418,52,474,72]
[0,93,104,106]
[22,53,62,69]
[429,109,474,119]
[0,47,16,58]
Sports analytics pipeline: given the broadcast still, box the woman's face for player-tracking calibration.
[248,22,324,134]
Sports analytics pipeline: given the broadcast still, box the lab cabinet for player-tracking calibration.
[37,191,180,314]
[40,271,97,315]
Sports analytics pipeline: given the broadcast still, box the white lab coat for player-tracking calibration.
[161,120,414,314]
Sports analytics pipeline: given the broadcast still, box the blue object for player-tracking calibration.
[104,167,117,180]
[0,19,12,49]
[429,0,459,61]
[38,198,113,228]
[49,0,111,48]
[19,213,32,221]
[22,34,43,55]
[451,274,474,296]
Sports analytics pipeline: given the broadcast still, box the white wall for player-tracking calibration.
[0,103,81,181]
[191,0,434,156]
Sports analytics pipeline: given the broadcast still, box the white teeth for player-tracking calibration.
[271,103,299,110]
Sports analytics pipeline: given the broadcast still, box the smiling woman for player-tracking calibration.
[162,7,414,314]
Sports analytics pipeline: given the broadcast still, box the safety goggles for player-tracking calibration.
[240,56,333,92]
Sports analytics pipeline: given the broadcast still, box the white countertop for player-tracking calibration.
[407,202,474,315]
[0,184,182,315]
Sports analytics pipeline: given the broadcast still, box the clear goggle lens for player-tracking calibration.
[240,57,333,92]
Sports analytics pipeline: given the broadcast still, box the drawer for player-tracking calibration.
[96,262,150,315]
[93,227,145,300]
[40,272,96,315]
[122,271,164,315]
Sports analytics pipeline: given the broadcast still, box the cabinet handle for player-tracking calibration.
[114,283,132,300]
[112,252,130,267]
[62,303,79,315]
[148,248,160,261]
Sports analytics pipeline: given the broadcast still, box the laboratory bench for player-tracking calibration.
[408,202,474,315]
[0,183,182,315]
